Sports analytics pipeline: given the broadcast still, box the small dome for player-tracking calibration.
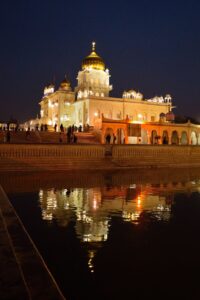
[160,113,166,117]
[59,77,71,91]
[166,111,175,121]
[60,78,70,88]
[82,42,105,71]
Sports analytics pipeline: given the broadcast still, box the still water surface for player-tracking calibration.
[3,169,200,300]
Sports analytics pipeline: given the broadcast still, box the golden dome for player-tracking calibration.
[60,77,70,88]
[59,76,71,91]
[82,42,105,71]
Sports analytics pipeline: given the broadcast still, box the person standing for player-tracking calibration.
[106,134,111,144]
[6,131,11,143]
[113,134,116,144]
[60,124,64,132]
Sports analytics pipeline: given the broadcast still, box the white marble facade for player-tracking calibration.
[35,42,172,130]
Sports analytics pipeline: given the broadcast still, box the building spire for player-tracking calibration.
[92,41,96,52]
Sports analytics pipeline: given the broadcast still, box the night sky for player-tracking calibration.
[1,0,200,122]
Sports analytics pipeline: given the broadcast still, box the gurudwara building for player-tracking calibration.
[28,42,200,145]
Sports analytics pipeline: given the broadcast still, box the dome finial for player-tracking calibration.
[92,41,96,52]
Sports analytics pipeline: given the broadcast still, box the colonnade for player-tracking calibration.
[102,122,200,145]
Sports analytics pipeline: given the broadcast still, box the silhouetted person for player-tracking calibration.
[60,124,64,132]
[67,127,71,143]
[73,134,77,143]
[6,131,10,143]
[106,134,111,144]
[163,136,168,144]
[25,129,30,140]
[54,123,57,132]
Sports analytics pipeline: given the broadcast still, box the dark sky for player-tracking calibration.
[1,0,200,122]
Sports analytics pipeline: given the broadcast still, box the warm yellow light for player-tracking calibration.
[137,196,141,208]
[93,199,97,209]
[131,120,144,124]
[92,41,96,51]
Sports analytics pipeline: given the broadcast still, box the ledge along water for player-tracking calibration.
[0,185,66,300]
[0,144,200,171]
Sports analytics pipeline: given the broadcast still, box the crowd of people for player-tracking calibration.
[0,122,92,144]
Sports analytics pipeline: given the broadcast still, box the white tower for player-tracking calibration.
[75,42,112,99]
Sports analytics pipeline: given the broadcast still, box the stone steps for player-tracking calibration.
[0,131,100,144]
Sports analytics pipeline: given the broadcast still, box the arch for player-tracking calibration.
[162,130,169,144]
[171,131,179,145]
[151,130,158,144]
[150,115,156,122]
[191,131,197,145]
[116,128,125,144]
[180,131,188,145]
[104,128,114,144]
[197,133,200,145]
[141,129,148,144]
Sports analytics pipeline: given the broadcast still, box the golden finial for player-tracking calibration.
[92,41,96,52]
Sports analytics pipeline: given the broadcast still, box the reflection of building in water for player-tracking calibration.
[38,183,176,272]
[39,184,173,231]
[39,187,109,242]
[101,185,172,224]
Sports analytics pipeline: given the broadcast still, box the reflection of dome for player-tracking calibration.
[82,42,105,71]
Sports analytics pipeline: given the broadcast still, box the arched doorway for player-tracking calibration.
[116,128,125,144]
[141,129,148,144]
[180,131,188,145]
[162,131,169,144]
[171,131,179,145]
[191,131,197,145]
[197,133,200,145]
[104,128,114,144]
[151,130,158,144]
